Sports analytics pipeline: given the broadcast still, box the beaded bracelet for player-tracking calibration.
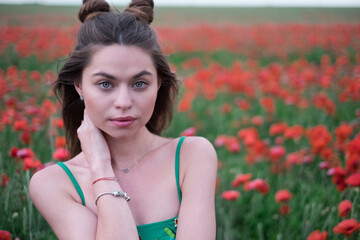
[92,176,118,185]
[95,190,130,205]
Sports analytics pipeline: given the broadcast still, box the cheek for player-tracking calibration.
[142,91,158,119]
[83,98,106,123]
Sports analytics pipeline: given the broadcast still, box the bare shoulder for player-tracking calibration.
[29,162,68,203]
[29,163,62,191]
[180,136,218,172]
[29,153,86,192]
[181,136,215,150]
[29,158,97,239]
[176,136,217,239]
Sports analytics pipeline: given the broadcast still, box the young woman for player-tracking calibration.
[29,0,217,239]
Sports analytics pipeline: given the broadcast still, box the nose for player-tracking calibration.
[114,85,132,110]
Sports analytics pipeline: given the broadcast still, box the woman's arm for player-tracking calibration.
[29,166,98,240]
[79,109,139,239]
[29,109,139,240]
[29,163,139,240]
[175,137,218,240]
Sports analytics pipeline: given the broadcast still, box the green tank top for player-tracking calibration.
[57,136,185,240]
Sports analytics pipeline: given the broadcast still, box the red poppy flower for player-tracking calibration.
[320,148,334,162]
[235,99,250,111]
[346,134,360,156]
[42,99,56,117]
[181,58,202,70]
[244,179,270,195]
[178,93,194,112]
[336,182,348,192]
[23,158,42,171]
[328,167,348,191]
[338,200,352,218]
[312,92,336,115]
[345,155,360,173]
[318,161,329,170]
[301,155,314,164]
[307,230,327,240]
[30,70,41,81]
[16,148,35,159]
[231,173,252,187]
[221,190,240,201]
[55,118,64,128]
[180,127,197,137]
[55,136,66,148]
[9,147,19,158]
[307,125,332,153]
[237,128,259,147]
[284,125,304,141]
[275,137,283,145]
[284,151,303,169]
[269,122,288,136]
[214,135,227,147]
[260,97,275,114]
[20,131,31,144]
[225,137,241,153]
[333,219,360,236]
[53,148,70,161]
[13,119,28,131]
[269,146,286,161]
[345,173,360,187]
[275,189,293,203]
[278,204,290,215]
[335,123,352,143]
[23,157,34,171]
[0,230,11,240]
[327,167,345,177]
[220,103,232,114]
[251,116,263,126]
[1,173,9,187]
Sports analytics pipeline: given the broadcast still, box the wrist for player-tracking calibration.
[90,164,115,180]
[93,176,118,185]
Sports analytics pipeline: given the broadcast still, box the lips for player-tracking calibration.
[112,116,136,121]
[110,116,136,127]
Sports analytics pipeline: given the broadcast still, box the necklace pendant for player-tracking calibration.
[123,168,129,173]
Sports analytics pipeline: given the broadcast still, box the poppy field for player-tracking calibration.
[1,5,360,240]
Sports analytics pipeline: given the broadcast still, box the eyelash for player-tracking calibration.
[98,81,112,89]
[97,80,148,90]
[132,81,148,89]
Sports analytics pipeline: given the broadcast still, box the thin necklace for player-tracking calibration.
[113,134,155,173]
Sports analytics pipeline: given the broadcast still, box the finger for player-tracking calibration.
[83,109,91,124]
[82,110,97,130]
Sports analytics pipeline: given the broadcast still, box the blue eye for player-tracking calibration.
[133,81,147,88]
[99,82,112,89]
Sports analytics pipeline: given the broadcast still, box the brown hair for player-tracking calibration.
[53,0,179,157]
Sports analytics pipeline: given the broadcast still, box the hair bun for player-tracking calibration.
[78,0,110,23]
[125,0,154,24]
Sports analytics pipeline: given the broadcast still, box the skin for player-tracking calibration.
[29,44,218,240]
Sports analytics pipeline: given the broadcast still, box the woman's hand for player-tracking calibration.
[77,109,112,171]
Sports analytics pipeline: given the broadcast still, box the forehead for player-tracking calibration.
[84,44,156,78]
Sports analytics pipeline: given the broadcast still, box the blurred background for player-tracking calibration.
[1,0,360,6]
[0,1,360,240]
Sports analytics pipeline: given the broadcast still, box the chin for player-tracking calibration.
[102,129,132,139]
[103,125,148,140]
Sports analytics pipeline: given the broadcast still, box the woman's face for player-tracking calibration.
[76,44,159,138]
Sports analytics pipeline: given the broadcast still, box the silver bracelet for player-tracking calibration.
[95,190,130,205]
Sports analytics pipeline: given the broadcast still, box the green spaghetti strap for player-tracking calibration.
[175,136,185,204]
[57,162,86,206]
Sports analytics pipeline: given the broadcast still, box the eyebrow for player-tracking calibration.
[93,72,116,80]
[133,70,153,79]
[92,70,153,80]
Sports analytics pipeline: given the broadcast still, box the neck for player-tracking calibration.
[105,127,155,171]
